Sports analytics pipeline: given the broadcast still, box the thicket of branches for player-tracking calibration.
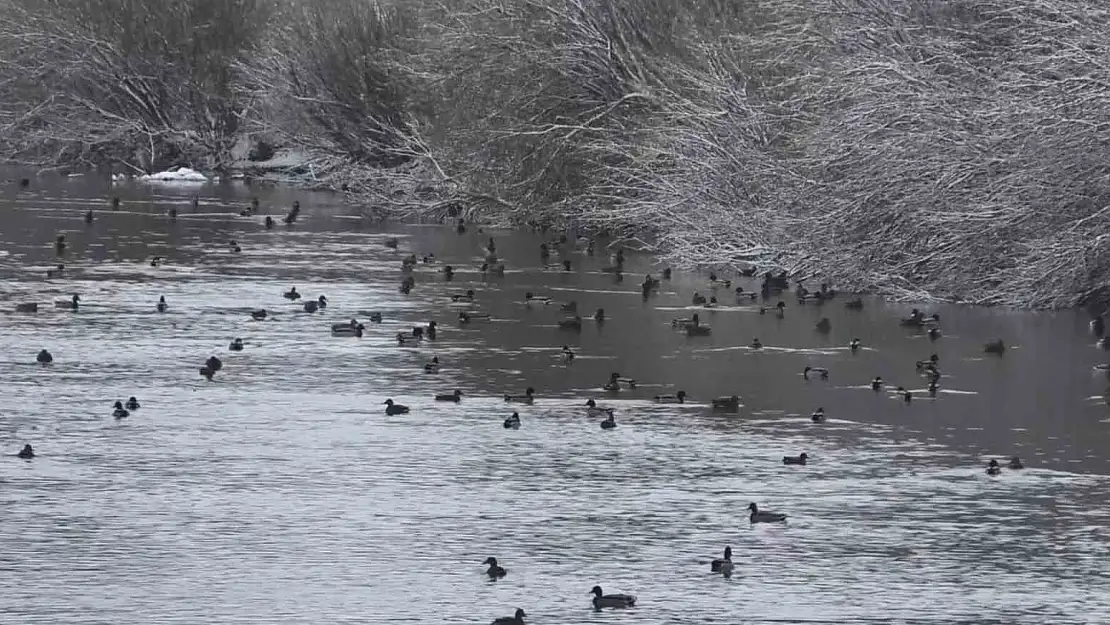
[2,0,1110,307]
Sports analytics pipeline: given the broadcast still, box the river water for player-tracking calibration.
[2,172,1109,624]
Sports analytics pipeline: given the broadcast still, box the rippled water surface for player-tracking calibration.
[2,172,1110,624]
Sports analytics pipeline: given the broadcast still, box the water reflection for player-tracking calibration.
[1,172,1109,624]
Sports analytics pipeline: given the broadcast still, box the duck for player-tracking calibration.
[422,253,436,264]
[749,338,763,349]
[524,292,552,305]
[480,262,506,276]
[984,339,1006,354]
[229,240,241,253]
[928,380,939,395]
[303,295,327,313]
[710,546,732,573]
[283,287,300,301]
[811,407,826,422]
[424,357,440,373]
[686,323,712,336]
[783,452,808,465]
[14,302,38,313]
[748,502,787,523]
[251,309,268,321]
[691,292,707,306]
[155,295,167,313]
[845,297,863,310]
[17,444,34,459]
[384,399,410,415]
[55,234,67,254]
[849,338,862,351]
[332,323,364,337]
[384,236,399,249]
[366,312,383,323]
[451,289,475,302]
[283,202,300,225]
[206,356,223,373]
[424,321,438,340]
[871,376,883,391]
[503,412,521,429]
[125,397,140,411]
[560,300,578,313]
[711,395,740,411]
[734,286,758,301]
[504,387,536,404]
[45,263,63,278]
[443,265,454,281]
[397,333,422,346]
[708,272,731,288]
[585,399,615,418]
[264,215,274,229]
[558,315,583,331]
[167,207,178,222]
[483,556,507,578]
[815,317,831,333]
[562,345,575,362]
[916,354,939,369]
[702,296,719,308]
[229,338,245,351]
[653,390,687,404]
[435,389,464,402]
[602,372,636,391]
[112,401,130,419]
[662,267,672,279]
[85,209,95,225]
[55,294,80,310]
[589,586,636,609]
[547,260,573,272]
[986,459,1002,476]
[803,366,829,380]
[1008,456,1024,470]
[36,349,53,364]
[458,311,491,323]
[490,608,526,625]
[150,256,163,267]
[594,308,606,323]
[599,413,617,429]
[899,387,912,403]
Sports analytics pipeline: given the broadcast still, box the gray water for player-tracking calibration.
[2,172,1110,624]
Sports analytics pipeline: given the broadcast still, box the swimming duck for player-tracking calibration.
[283,202,300,225]
[443,265,454,281]
[264,216,274,229]
[436,389,464,402]
[46,263,63,277]
[928,380,939,395]
[333,324,364,338]
[366,312,383,323]
[686,323,712,336]
[672,313,701,328]
[283,287,300,301]
[703,296,719,308]
[901,388,912,403]
[483,556,507,578]
[928,327,942,340]
[1008,456,1024,470]
[585,399,615,418]
[783,452,808,465]
[36,349,53,364]
[84,210,94,224]
[458,311,490,323]
[524,292,552,305]
[206,356,223,373]
[251,309,268,321]
[562,345,575,362]
[711,546,732,573]
[15,302,38,313]
[849,338,862,351]
[803,366,829,380]
[560,300,578,313]
[984,339,1006,354]
[229,240,241,253]
[691,292,707,306]
[125,397,140,411]
[55,294,80,310]
[112,401,129,419]
[384,237,399,249]
[916,354,939,369]
[384,399,410,415]
[815,317,831,333]
[594,308,606,323]
[749,338,763,349]
[871,376,883,391]
[986,459,1001,476]
[734,287,758,301]
[451,289,475,302]
[401,254,418,270]
[17,444,34,459]
[589,586,635,609]
[711,395,740,411]
[653,390,687,404]
[811,407,825,422]
[156,295,167,313]
[490,608,525,625]
[150,256,163,267]
[748,502,787,523]
[599,413,617,429]
[397,333,422,346]
[602,372,636,391]
[424,357,440,373]
[229,338,245,351]
[480,262,506,276]
[708,272,731,288]
[845,297,863,310]
[558,315,583,331]
[503,412,521,429]
[55,234,66,254]
[303,295,327,313]
[504,387,536,404]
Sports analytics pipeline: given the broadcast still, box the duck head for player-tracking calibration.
[747,502,758,512]
[525,292,534,300]
[384,399,395,406]
[988,459,999,467]
[318,295,327,304]
[724,545,732,559]
[113,400,123,409]
[594,308,605,320]
[562,260,572,270]
[799,453,809,460]
[589,586,604,597]
[677,390,687,400]
[586,399,597,407]
[525,387,535,396]
[483,557,498,566]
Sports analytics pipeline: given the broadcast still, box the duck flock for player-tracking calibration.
[9,192,1069,624]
